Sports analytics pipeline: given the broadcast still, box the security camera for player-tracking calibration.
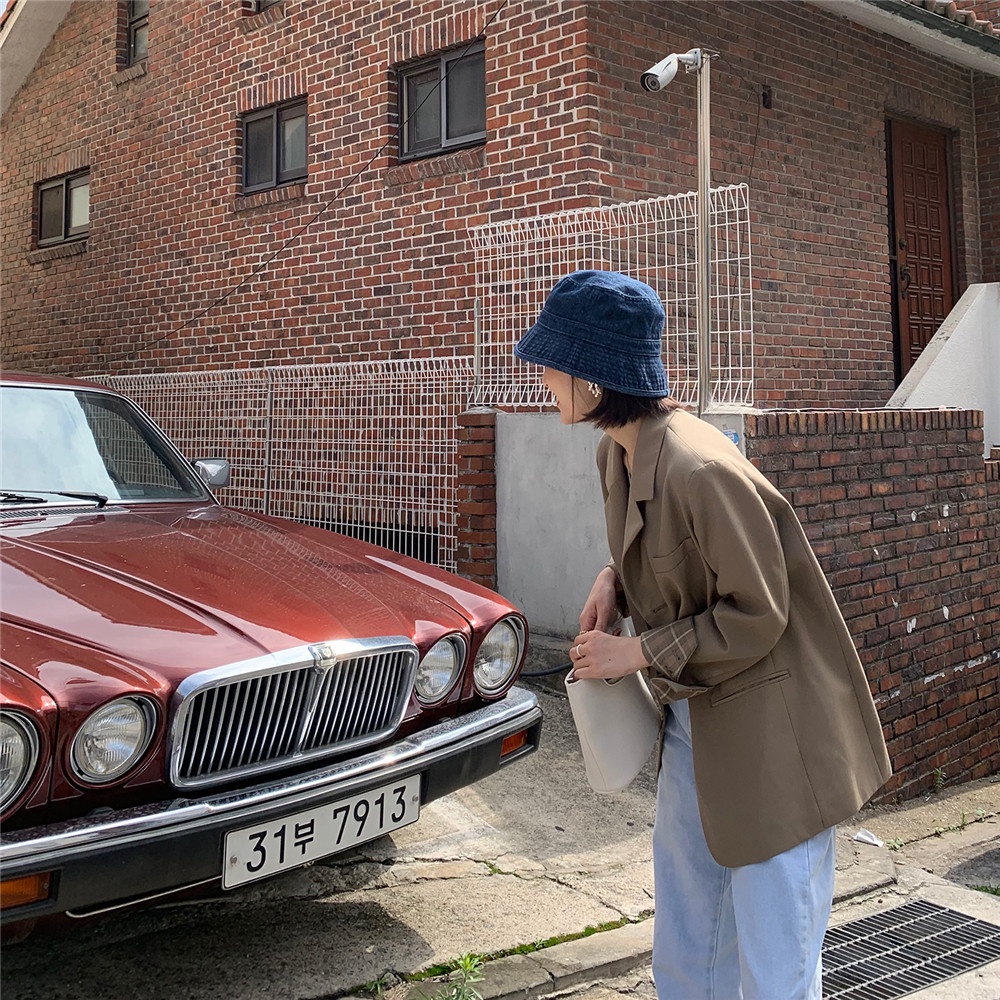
[640,49,703,92]
[640,54,679,93]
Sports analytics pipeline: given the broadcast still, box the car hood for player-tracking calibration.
[1,503,479,693]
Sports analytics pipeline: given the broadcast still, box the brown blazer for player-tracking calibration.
[598,408,891,867]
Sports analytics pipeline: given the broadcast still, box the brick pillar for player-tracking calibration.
[987,446,1000,483]
[456,408,497,588]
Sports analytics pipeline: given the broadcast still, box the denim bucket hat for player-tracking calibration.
[513,270,669,397]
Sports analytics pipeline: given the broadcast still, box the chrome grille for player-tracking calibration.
[171,640,417,788]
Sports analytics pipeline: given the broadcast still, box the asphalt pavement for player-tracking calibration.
[1,635,998,1000]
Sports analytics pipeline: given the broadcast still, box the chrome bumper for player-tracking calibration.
[0,686,541,921]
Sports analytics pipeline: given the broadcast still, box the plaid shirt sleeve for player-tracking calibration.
[641,620,707,702]
[640,620,699,682]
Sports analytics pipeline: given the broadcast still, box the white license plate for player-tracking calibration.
[223,775,421,889]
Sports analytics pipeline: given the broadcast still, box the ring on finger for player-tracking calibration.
[573,645,580,658]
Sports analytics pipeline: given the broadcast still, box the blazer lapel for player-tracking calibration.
[602,441,630,570]
[623,412,668,553]
[603,411,672,573]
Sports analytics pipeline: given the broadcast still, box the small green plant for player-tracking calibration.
[886,837,905,851]
[357,974,393,999]
[932,767,947,792]
[972,885,1000,897]
[403,914,653,997]
[433,953,484,1000]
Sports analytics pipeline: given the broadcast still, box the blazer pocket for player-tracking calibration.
[649,539,695,576]
[709,669,790,707]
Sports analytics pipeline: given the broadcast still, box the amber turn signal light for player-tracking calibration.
[0,873,51,910]
[500,730,529,757]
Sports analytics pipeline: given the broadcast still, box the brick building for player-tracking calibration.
[1,0,998,801]
[2,0,999,396]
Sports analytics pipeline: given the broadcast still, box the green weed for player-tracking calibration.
[429,954,484,1000]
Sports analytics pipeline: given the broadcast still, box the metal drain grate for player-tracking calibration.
[822,899,1000,999]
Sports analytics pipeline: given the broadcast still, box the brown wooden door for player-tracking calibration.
[888,120,955,380]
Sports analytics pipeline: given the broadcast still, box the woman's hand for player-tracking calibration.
[569,630,648,680]
[579,566,621,633]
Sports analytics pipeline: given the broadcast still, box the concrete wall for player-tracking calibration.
[495,409,749,635]
[887,283,1000,456]
[495,412,607,637]
[493,406,1000,800]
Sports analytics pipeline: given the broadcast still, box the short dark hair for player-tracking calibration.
[584,387,681,429]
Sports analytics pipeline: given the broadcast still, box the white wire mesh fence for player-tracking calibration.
[104,188,753,573]
[107,358,474,571]
[471,183,753,409]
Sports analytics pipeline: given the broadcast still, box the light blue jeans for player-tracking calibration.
[652,699,836,1000]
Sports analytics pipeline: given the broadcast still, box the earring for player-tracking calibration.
[588,382,603,399]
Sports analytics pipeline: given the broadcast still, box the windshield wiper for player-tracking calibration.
[52,491,109,508]
[1,491,47,504]
[1,490,109,508]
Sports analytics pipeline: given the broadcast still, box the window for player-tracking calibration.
[37,172,90,246]
[256,0,282,10]
[398,44,486,160]
[127,0,148,66]
[242,100,307,193]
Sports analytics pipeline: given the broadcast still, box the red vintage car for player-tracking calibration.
[0,371,541,936]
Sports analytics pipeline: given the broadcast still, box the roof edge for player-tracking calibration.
[811,0,1000,76]
[1,0,75,120]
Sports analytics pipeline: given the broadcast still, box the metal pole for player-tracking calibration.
[263,374,273,516]
[473,296,482,403]
[696,52,712,416]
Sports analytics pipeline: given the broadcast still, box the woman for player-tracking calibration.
[514,269,890,999]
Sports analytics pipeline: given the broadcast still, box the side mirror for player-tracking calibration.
[192,458,231,488]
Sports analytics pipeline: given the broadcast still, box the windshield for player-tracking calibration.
[0,385,209,502]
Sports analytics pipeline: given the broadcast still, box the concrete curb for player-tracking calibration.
[386,841,898,1000]
[393,920,654,1000]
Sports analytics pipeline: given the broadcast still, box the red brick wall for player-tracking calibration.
[587,1,986,406]
[976,0,1000,25]
[976,74,1000,282]
[456,409,498,588]
[2,1,993,409]
[746,410,1000,801]
[1,0,595,374]
[457,405,999,802]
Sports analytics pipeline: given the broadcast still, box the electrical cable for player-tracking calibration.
[102,0,509,368]
[520,661,572,677]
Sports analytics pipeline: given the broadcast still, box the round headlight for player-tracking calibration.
[473,618,525,695]
[0,713,39,812]
[71,698,155,783]
[415,637,465,703]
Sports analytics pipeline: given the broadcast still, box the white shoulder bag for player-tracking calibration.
[564,616,662,794]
